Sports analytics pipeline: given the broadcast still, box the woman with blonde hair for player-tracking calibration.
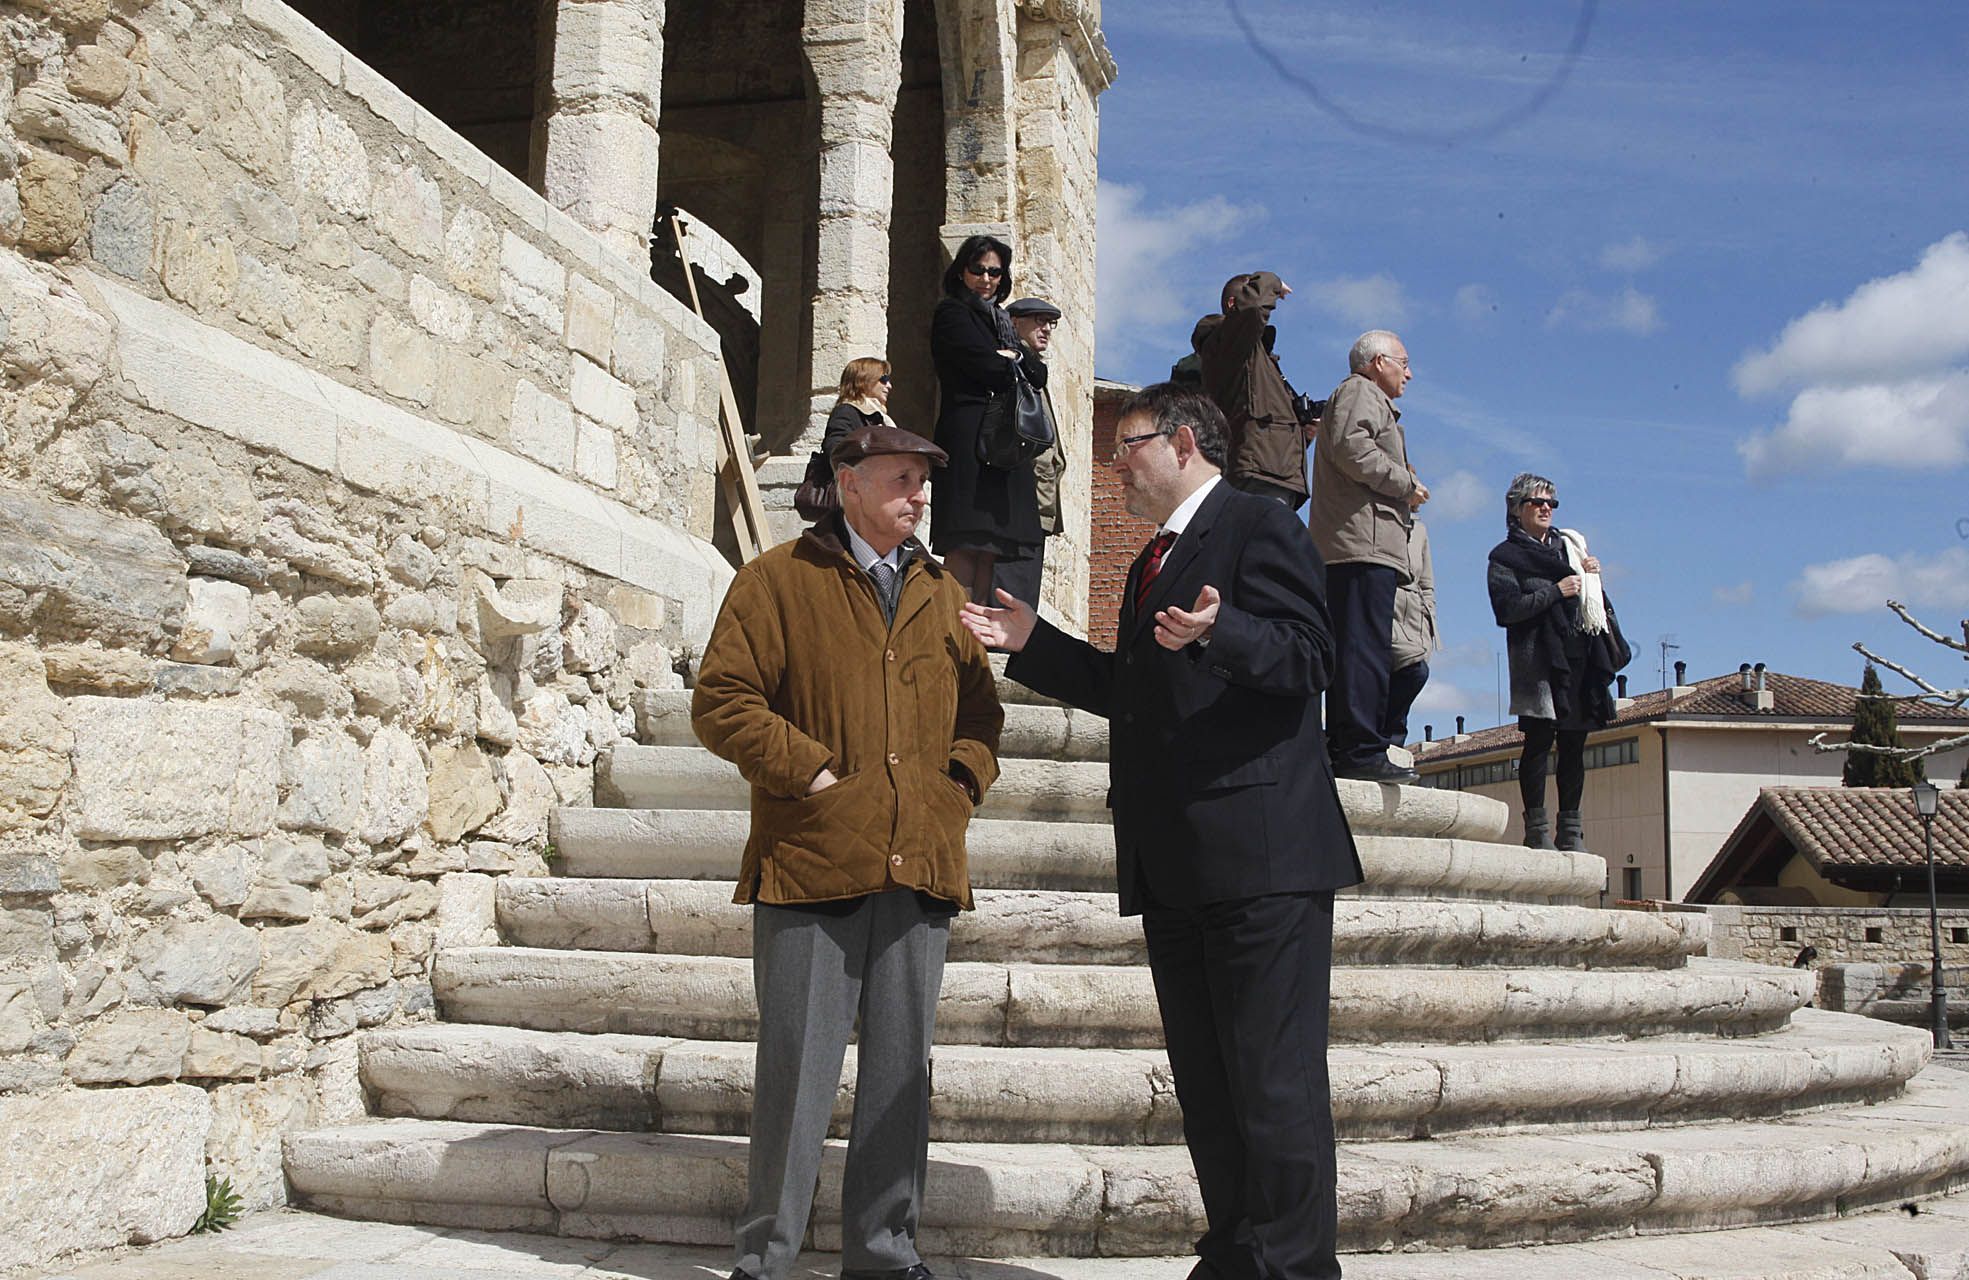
[822,357,897,462]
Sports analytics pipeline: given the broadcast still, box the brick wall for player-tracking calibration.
[1087,380,1144,647]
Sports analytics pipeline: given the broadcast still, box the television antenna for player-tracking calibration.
[1658,635,1681,690]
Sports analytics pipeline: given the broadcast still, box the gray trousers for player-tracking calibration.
[735,890,951,1280]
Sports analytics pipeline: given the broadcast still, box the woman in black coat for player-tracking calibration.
[930,233,1047,602]
[1487,471,1628,853]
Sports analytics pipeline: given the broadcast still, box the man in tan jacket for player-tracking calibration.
[693,424,1003,1280]
[1311,330,1429,783]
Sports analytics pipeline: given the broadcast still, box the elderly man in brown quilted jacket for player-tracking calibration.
[692,423,1002,1280]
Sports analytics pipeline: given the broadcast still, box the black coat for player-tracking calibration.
[929,293,1047,554]
[1487,527,1629,728]
[821,401,885,465]
[1007,480,1364,914]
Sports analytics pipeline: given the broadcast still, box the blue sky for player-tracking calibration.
[1091,0,1969,735]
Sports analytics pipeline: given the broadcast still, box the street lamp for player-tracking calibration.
[1912,779,1951,1050]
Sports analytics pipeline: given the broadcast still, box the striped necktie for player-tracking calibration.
[870,560,899,623]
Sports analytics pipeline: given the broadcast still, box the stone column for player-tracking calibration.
[799,0,905,449]
[537,0,665,265]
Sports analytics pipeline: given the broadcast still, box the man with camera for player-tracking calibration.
[1191,271,1321,506]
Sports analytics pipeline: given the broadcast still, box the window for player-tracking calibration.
[1780,926,1799,942]
[1864,926,1884,943]
[1622,867,1644,900]
[1953,927,1968,945]
[1420,737,1640,792]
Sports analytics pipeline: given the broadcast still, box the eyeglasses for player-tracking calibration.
[878,375,891,385]
[1112,429,1170,463]
[965,264,1005,279]
[1375,354,1411,370]
[1522,496,1559,510]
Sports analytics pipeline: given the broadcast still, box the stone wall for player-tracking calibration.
[0,0,729,1267]
[1699,903,1969,970]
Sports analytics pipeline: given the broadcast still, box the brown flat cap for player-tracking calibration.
[831,424,948,468]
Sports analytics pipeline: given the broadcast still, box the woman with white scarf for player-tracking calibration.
[1486,472,1630,851]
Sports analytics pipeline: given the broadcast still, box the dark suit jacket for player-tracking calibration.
[1006,479,1364,915]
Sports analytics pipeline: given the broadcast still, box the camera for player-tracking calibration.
[1292,393,1325,426]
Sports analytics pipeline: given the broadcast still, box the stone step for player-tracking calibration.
[284,1067,1969,1255]
[359,1010,1932,1143]
[432,949,1813,1047]
[550,807,1604,904]
[496,878,1705,969]
[589,746,1511,844]
[637,689,1111,763]
[129,1203,1969,1280]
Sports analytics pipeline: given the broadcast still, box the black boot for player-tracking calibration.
[1522,807,1553,850]
[1555,809,1585,851]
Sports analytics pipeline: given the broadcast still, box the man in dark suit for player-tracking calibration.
[960,383,1362,1280]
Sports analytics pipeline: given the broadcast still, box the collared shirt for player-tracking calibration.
[1159,473,1223,547]
[842,516,905,574]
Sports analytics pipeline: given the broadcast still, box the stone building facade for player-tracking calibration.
[0,0,1108,1268]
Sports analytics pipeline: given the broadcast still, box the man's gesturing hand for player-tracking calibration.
[1155,585,1220,651]
[960,589,1037,653]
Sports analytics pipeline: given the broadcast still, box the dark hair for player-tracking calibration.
[941,234,1014,304]
[1114,382,1228,469]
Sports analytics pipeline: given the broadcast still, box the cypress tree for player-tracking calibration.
[1842,664,1924,787]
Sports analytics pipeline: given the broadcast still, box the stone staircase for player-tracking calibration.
[283,677,1969,1270]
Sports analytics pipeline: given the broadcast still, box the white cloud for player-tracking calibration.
[1733,234,1969,477]
[1303,274,1410,329]
[1738,373,1969,476]
[1095,181,1261,370]
[1424,469,1490,522]
[1792,547,1969,617]
[1713,581,1755,606]
[1733,232,1969,397]
[1599,237,1663,273]
[1453,283,1498,327]
[1546,287,1662,336]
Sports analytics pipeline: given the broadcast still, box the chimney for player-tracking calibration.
[1424,724,1434,743]
[1617,675,1628,698]
[1739,662,1753,691]
[1671,659,1693,699]
[1455,715,1466,736]
[1742,661,1774,712]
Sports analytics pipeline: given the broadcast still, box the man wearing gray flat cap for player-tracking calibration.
[996,297,1067,611]
[694,422,1004,1280]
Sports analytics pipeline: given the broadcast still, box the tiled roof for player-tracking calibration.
[1760,785,1969,873]
[1414,669,1969,765]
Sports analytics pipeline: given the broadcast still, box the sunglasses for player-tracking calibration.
[878,375,891,385]
[965,264,1005,279]
[1522,497,1559,510]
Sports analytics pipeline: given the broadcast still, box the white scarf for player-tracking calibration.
[1558,527,1609,635]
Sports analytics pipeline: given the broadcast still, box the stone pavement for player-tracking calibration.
[29,1202,1969,1280]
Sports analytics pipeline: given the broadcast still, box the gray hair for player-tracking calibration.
[1348,330,1403,373]
[1504,472,1557,531]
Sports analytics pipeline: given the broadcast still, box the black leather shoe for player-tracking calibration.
[842,1266,933,1280]
[1336,758,1419,785]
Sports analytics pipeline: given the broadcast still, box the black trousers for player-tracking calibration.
[1324,562,1400,772]
[1383,659,1428,748]
[1519,719,1587,811]
[991,539,1046,612]
[1142,889,1341,1280]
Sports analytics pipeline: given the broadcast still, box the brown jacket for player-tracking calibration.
[1310,372,1415,570]
[1028,349,1066,535]
[1192,271,1306,496]
[1392,518,1438,669]
[691,519,1003,909]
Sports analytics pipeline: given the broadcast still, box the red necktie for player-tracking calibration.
[1135,531,1176,612]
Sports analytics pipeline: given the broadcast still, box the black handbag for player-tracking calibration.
[976,360,1056,470]
[792,450,838,522]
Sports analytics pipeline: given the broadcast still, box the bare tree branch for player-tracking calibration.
[1811,730,1969,761]
[1887,600,1969,655]
[1851,640,1955,696]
